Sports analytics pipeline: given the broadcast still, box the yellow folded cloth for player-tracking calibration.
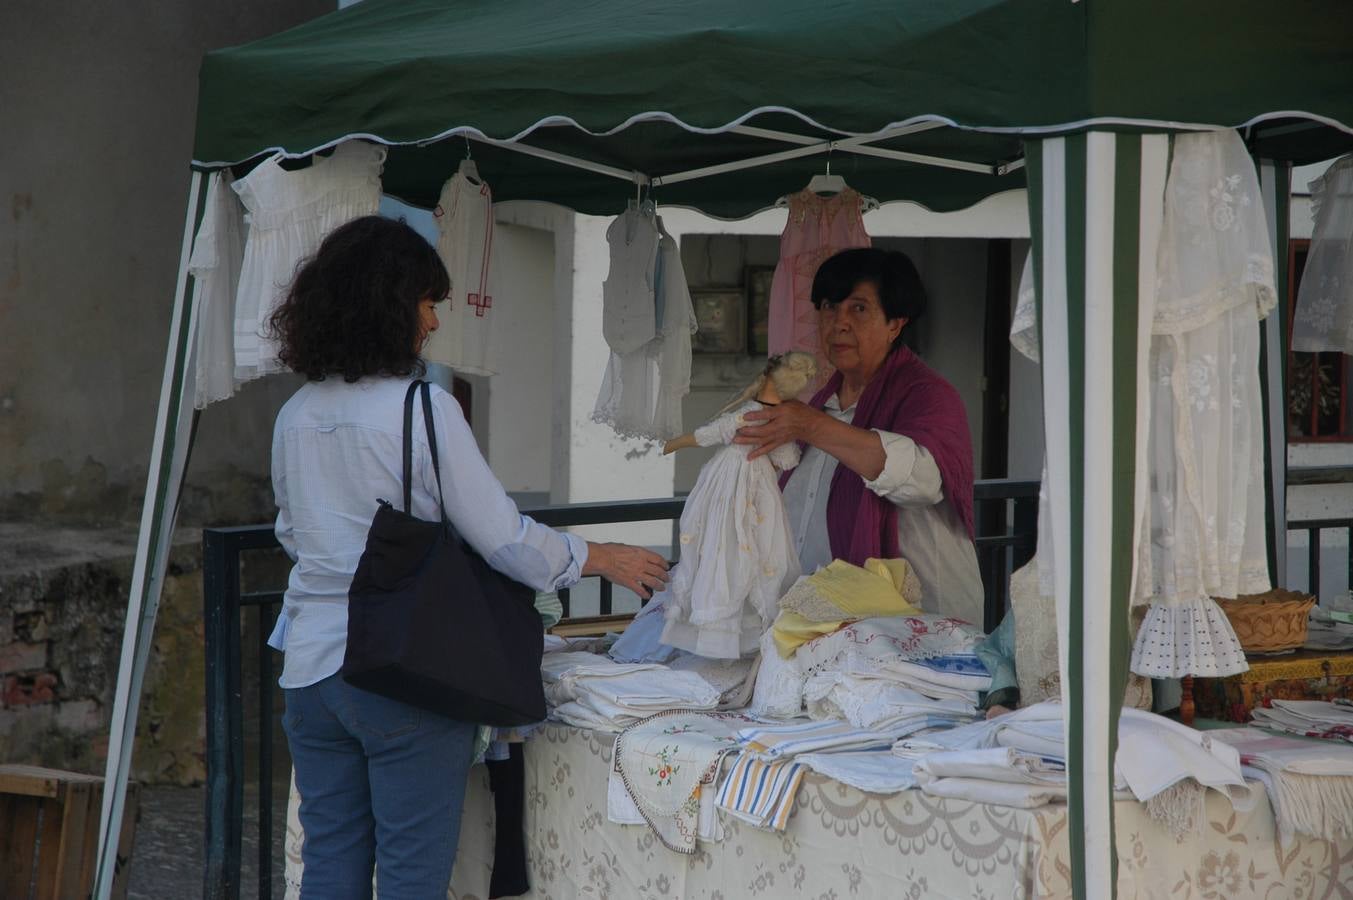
[771,558,923,657]
[771,611,849,658]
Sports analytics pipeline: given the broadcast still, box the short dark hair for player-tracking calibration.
[810,248,927,348]
[268,215,449,382]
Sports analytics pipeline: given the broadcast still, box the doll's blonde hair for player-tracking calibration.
[717,351,818,414]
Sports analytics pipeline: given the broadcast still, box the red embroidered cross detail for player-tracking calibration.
[468,293,492,317]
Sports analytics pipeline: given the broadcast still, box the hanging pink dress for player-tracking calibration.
[767,188,872,385]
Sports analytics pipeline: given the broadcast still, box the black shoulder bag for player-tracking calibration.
[341,380,547,726]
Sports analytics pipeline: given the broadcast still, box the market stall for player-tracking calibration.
[93,1,1353,898]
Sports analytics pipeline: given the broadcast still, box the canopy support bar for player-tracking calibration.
[467,133,650,185]
[729,123,1002,176]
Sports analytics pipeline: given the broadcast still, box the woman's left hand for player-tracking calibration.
[734,401,823,460]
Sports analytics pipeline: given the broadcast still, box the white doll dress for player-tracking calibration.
[659,401,801,659]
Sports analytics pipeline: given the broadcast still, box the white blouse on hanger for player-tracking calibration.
[592,211,695,441]
[424,166,496,376]
[231,140,385,383]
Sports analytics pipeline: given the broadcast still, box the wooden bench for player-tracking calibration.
[0,765,140,900]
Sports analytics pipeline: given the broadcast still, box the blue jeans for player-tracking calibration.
[283,674,475,900]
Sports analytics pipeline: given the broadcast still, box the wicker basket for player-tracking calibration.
[1216,589,1317,654]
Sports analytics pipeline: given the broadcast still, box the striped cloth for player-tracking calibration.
[737,716,954,759]
[715,752,807,831]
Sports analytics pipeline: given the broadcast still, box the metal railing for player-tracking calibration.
[202,483,1038,898]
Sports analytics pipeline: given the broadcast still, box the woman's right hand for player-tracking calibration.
[583,542,670,600]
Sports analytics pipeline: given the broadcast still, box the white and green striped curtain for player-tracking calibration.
[1024,131,1170,900]
[1256,160,1291,584]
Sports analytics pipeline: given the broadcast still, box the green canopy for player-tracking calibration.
[94,4,1353,900]
[193,0,1353,216]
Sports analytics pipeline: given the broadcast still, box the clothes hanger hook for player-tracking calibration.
[464,135,473,160]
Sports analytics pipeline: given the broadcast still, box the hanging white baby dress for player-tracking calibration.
[1290,155,1353,353]
[231,140,385,384]
[659,401,801,659]
[592,209,695,440]
[424,165,497,375]
[593,205,661,437]
[1131,129,1276,678]
[188,171,246,409]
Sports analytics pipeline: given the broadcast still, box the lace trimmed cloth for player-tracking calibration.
[1132,129,1274,678]
[1287,155,1353,353]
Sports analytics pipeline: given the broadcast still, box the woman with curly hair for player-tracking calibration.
[266,215,668,898]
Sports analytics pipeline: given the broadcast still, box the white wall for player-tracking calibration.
[483,223,555,497]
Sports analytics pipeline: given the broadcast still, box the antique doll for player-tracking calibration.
[656,352,817,659]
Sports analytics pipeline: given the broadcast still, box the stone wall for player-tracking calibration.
[0,523,287,784]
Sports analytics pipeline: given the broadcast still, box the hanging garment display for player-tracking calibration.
[1290,155,1353,353]
[188,171,246,408]
[1009,131,1274,680]
[424,163,497,375]
[1132,129,1275,678]
[592,212,696,440]
[230,140,386,383]
[767,187,872,381]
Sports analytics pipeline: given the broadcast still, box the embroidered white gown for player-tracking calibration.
[660,401,801,659]
[230,140,385,383]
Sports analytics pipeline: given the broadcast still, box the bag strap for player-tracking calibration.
[402,381,420,513]
[400,380,450,521]
[418,381,449,522]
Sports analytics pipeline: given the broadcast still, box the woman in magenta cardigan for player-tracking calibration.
[737,247,984,627]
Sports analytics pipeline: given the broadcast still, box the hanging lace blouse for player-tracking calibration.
[231,140,385,383]
[767,188,871,384]
[1290,155,1353,353]
[1132,129,1276,679]
[188,171,246,408]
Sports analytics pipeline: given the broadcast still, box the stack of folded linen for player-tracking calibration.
[804,670,981,730]
[541,651,721,731]
[887,702,1254,832]
[1252,699,1353,743]
[912,746,1067,808]
[1305,607,1353,650]
[749,614,992,720]
[1209,726,1353,845]
[712,717,929,828]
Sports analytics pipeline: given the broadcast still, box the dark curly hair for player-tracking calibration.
[267,215,449,382]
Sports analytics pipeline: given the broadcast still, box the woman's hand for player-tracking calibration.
[583,542,670,600]
[733,401,824,460]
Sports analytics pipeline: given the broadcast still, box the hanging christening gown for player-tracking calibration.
[1290,155,1353,353]
[231,140,385,383]
[1131,130,1276,678]
[659,401,801,659]
[767,188,871,383]
[424,168,497,375]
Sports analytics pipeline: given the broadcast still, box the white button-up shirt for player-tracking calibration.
[781,395,985,627]
[267,376,587,688]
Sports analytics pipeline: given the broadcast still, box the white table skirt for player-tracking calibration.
[284,723,1353,899]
